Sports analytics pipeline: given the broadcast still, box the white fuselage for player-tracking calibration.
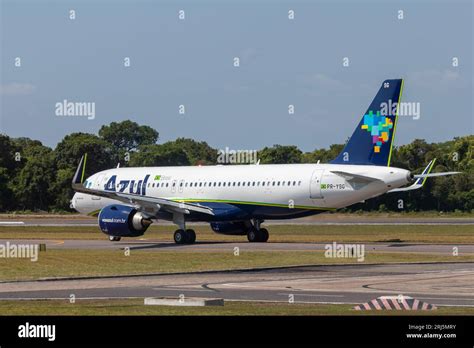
[71,163,411,218]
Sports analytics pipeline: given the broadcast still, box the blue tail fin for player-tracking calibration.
[331,79,404,166]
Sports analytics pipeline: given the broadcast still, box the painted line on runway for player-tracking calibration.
[152,288,213,292]
[277,292,345,297]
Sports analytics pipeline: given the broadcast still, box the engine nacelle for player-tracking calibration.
[98,204,151,237]
[210,221,249,235]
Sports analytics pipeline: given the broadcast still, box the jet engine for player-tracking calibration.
[98,204,152,237]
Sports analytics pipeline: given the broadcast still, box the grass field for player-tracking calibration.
[0,299,473,315]
[0,249,472,281]
[1,224,473,243]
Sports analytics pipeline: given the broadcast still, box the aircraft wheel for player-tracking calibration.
[260,228,269,242]
[247,228,260,243]
[186,229,196,244]
[174,229,187,244]
[109,236,121,242]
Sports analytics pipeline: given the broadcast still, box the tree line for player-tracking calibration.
[0,120,472,213]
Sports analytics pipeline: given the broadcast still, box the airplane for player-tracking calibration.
[70,79,460,244]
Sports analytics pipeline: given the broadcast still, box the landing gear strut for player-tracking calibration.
[247,219,269,243]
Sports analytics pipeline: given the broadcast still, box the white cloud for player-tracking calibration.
[410,69,463,88]
[0,83,36,96]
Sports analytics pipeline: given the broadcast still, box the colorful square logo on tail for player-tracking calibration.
[361,111,393,152]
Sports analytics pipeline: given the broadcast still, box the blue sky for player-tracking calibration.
[1,0,472,152]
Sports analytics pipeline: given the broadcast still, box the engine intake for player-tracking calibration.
[98,204,152,237]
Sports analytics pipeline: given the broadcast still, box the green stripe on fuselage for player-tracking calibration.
[171,198,335,211]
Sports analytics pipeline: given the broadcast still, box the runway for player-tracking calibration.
[2,239,474,254]
[1,215,472,309]
[0,263,472,307]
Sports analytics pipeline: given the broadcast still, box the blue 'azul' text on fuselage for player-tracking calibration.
[103,175,150,196]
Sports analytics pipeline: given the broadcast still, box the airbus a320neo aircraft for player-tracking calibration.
[71,79,459,244]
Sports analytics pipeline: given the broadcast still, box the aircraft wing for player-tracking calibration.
[71,156,214,216]
[330,171,382,184]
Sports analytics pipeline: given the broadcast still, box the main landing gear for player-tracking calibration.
[174,229,196,245]
[247,219,269,243]
[173,213,196,245]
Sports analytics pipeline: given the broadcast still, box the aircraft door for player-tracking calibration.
[310,169,324,199]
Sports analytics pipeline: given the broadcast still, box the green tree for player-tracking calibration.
[5,138,56,211]
[173,138,218,165]
[98,120,159,164]
[302,144,344,163]
[130,144,190,167]
[0,135,17,210]
[12,147,55,210]
[52,133,113,210]
[259,145,302,164]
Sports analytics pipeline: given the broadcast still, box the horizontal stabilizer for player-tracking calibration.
[389,159,460,193]
[388,159,435,193]
[413,172,460,178]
